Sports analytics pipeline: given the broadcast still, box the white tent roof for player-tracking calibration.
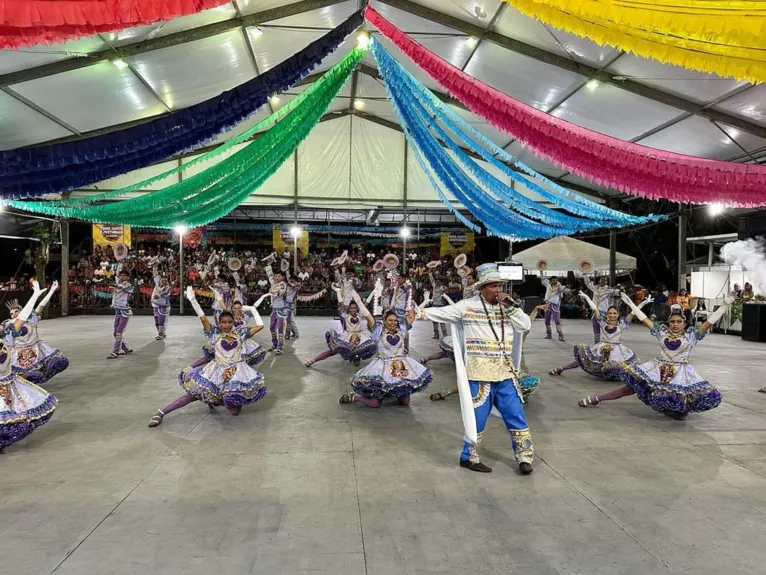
[514,236,637,275]
[1,0,764,212]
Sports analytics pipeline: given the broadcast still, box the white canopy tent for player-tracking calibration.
[513,236,636,276]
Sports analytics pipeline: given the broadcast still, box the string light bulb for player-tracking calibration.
[357,32,370,49]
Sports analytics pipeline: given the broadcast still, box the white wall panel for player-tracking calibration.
[89,161,179,191]
[350,116,405,202]
[297,116,351,199]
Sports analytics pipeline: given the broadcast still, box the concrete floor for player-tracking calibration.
[3,314,766,575]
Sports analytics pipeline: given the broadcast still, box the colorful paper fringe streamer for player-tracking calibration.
[371,39,659,240]
[0,9,363,199]
[504,0,766,83]
[8,47,364,227]
[0,0,229,49]
[365,6,766,208]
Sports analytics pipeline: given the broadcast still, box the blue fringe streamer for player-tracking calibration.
[371,40,662,236]
[0,10,364,199]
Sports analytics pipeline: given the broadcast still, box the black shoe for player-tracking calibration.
[519,462,533,475]
[459,459,492,473]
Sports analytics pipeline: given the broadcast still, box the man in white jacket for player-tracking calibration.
[415,263,534,476]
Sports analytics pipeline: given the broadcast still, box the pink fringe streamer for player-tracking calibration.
[365,6,766,207]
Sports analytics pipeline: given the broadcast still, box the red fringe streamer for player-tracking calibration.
[0,0,229,48]
[365,6,766,207]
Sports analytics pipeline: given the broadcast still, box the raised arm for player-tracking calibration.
[699,296,733,334]
[240,304,264,338]
[627,296,654,322]
[13,281,47,332]
[352,292,375,330]
[620,292,653,329]
[417,300,466,324]
[584,277,596,293]
[579,290,599,319]
[35,280,58,313]
[186,286,211,332]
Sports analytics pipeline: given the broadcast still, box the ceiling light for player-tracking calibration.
[269,95,280,105]
[353,99,365,110]
[357,32,370,50]
[400,226,411,239]
[474,5,488,19]
[585,79,599,90]
[174,225,187,236]
[290,226,301,238]
[464,36,479,48]
[248,26,263,38]
[112,58,128,70]
[708,203,725,217]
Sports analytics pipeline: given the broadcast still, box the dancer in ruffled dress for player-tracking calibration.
[549,292,652,380]
[305,290,375,368]
[1,281,58,451]
[148,287,267,427]
[384,273,412,353]
[5,280,69,385]
[577,292,731,419]
[340,307,432,408]
[198,294,269,368]
[107,269,134,359]
[584,274,621,343]
[151,265,171,341]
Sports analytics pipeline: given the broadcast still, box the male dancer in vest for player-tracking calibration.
[414,263,534,475]
[151,265,171,341]
[265,264,288,354]
[541,274,567,342]
[108,268,134,359]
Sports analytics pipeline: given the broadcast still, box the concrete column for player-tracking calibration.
[60,220,70,317]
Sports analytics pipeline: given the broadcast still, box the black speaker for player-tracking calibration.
[741,303,766,342]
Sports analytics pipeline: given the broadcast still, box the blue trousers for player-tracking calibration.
[461,378,534,465]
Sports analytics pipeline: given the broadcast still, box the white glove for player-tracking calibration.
[241,305,263,327]
[352,292,371,318]
[418,290,432,311]
[16,281,47,322]
[253,293,271,308]
[186,286,205,317]
[637,296,654,309]
[579,291,597,311]
[620,292,646,322]
[38,280,58,308]
[706,298,733,325]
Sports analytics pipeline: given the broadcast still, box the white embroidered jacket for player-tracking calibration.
[418,295,531,382]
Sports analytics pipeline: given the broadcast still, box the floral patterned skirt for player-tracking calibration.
[179,361,266,408]
[351,356,432,399]
[573,342,637,381]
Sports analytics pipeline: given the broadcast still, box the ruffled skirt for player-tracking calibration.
[326,329,376,362]
[1,375,58,449]
[617,359,721,414]
[573,342,637,381]
[179,361,267,408]
[12,342,69,385]
[351,356,432,399]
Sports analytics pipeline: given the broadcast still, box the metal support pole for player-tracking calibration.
[60,220,70,317]
[609,229,617,285]
[179,236,184,315]
[293,233,298,271]
[403,235,408,274]
[678,206,687,291]
[708,242,714,267]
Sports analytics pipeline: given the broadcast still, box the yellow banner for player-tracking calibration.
[93,224,131,248]
[440,232,474,257]
[273,229,309,255]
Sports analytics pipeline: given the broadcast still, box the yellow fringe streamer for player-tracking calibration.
[504,0,766,83]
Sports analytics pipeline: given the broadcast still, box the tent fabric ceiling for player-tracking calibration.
[1,0,765,210]
[513,236,637,273]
